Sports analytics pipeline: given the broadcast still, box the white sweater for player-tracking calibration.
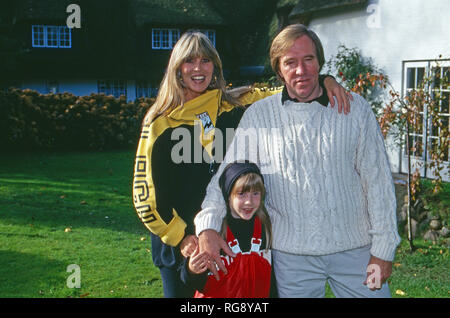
[195,92,401,261]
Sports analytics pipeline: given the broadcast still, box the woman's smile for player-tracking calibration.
[180,57,214,102]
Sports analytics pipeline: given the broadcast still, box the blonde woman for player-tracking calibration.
[132,30,349,297]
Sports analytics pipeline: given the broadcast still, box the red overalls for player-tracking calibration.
[194,217,271,298]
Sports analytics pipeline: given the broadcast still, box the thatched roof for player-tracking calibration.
[277,0,300,10]
[290,0,367,17]
[13,0,227,26]
[133,0,226,26]
[14,0,74,21]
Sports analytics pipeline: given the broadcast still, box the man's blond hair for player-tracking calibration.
[270,24,325,81]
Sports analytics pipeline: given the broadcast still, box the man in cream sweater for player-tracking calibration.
[194,24,400,297]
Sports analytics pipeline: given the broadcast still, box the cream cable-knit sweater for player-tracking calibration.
[195,92,401,261]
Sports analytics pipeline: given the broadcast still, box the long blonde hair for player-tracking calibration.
[222,172,273,250]
[144,30,239,124]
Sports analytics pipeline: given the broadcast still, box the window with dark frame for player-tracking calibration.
[151,28,216,49]
[32,25,72,48]
[201,29,216,46]
[151,28,180,49]
[98,80,127,98]
[136,81,158,98]
[46,80,59,94]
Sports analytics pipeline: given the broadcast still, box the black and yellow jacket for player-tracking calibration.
[132,88,280,266]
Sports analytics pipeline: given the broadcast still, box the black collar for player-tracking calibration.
[281,85,329,107]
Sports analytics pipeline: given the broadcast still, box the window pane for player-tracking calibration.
[119,80,126,97]
[416,67,425,88]
[406,89,424,112]
[161,30,169,48]
[444,67,450,89]
[412,113,423,134]
[429,136,449,162]
[99,80,126,98]
[406,68,416,89]
[201,30,216,46]
[431,117,439,137]
[47,26,59,47]
[113,80,119,98]
[59,26,71,48]
[152,29,160,48]
[433,67,443,87]
[98,81,110,95]
[407,135,423,157]
[441,92,449,114]
[171,29,180,47]
[442,115,449,132]
[113,80,126,98]
[137,81,153,98]
[208,31,215,46]
[32,25,45,47]
[46,80,59,94]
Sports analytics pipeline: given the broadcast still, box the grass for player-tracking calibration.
[389,238,449,297]
[324,238,449,298]
[0,150,162,298]
[0,150,448,298]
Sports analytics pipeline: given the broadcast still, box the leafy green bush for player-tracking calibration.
[325,45,387,117]
[0,88,153,151]
[419,179,450,227]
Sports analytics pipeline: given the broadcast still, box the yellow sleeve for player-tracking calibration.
[132,120,186,247]
[238,86,283,106]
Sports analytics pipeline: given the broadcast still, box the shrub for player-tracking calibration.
[0,88,153,151]
[325,45,388,118]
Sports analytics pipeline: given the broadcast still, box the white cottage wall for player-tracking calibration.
[306,0,450,179]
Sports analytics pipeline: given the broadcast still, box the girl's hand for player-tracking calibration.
[180,235,198,258]
[188,247,210,274]
[323,76,353,114]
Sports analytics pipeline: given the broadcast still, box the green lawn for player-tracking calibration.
[0,150,448,298]
[0,150,162,298]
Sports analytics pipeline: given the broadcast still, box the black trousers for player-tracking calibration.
[151,233,195,298]
[159,265,194,298]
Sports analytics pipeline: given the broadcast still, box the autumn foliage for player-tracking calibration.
[327,46,449,196]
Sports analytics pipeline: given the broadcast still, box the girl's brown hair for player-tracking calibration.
[221,172,273,250]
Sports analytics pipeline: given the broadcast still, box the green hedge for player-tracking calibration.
[0,88,153,151]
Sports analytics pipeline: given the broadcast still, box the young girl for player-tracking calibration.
[180,161,273,298]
